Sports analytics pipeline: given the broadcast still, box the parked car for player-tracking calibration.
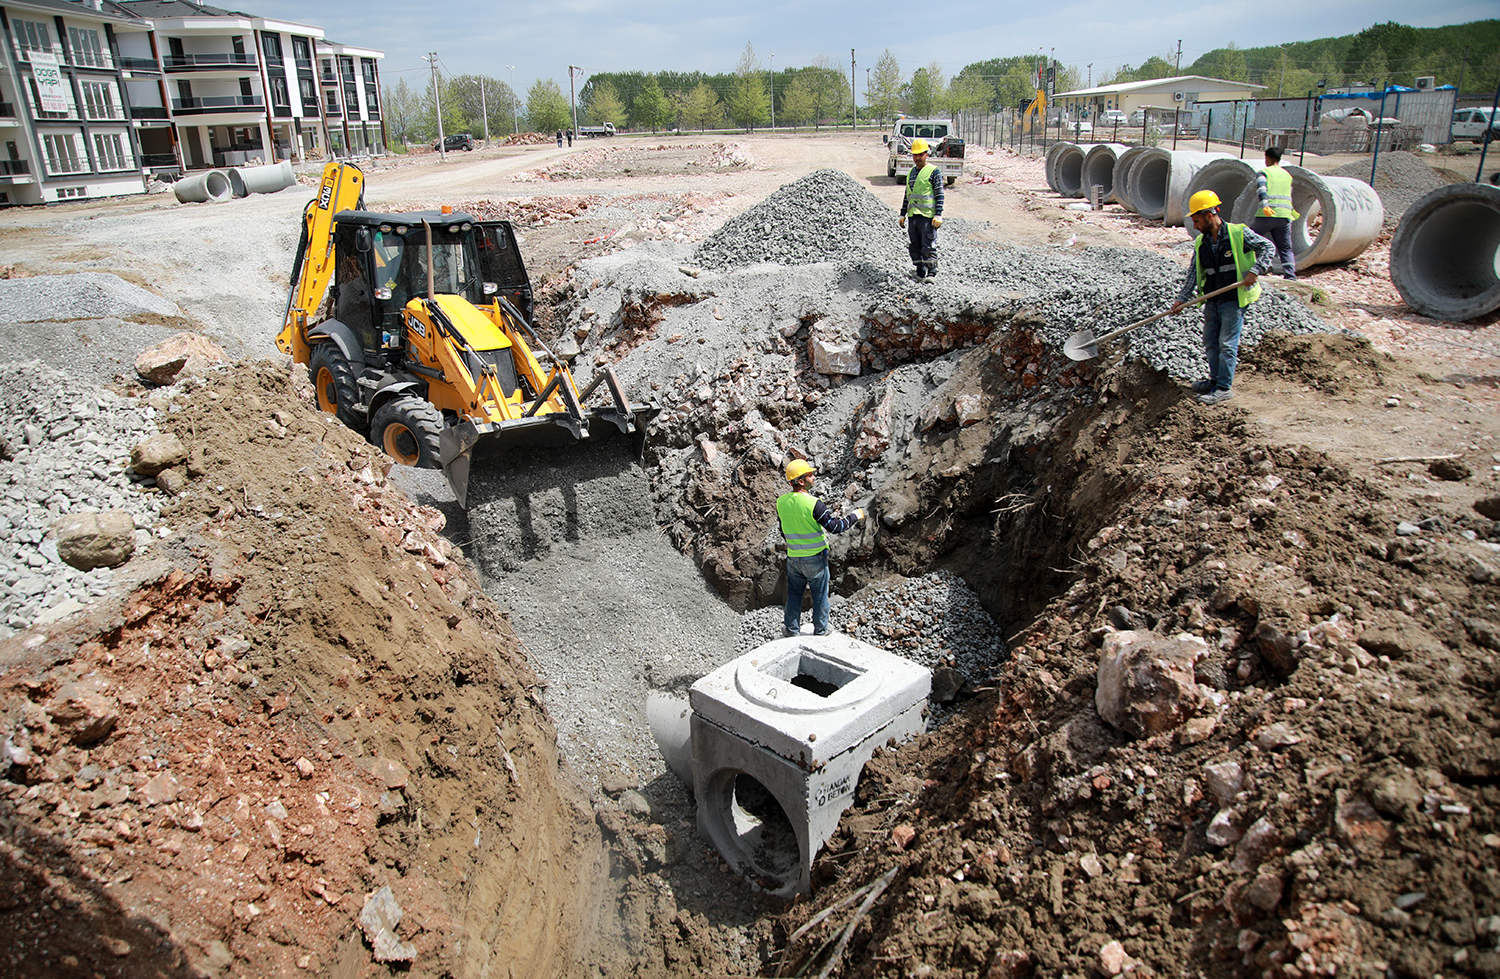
[1100,110,1127,126]
[433,133,476,152]
[1452,108,1499,143]
[1064,120,1093,136]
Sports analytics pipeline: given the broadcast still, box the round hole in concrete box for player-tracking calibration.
[719,772,799,886]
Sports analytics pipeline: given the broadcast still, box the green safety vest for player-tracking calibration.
[906,164,939,218]
[776,492,827,557]
[1261,165,1299,219]
[1194,223,1263,309]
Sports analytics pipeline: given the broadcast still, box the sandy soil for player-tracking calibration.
[2,133,1499,978]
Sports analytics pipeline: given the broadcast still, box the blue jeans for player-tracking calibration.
[784,551,830,635]
[1202,297,1245,393]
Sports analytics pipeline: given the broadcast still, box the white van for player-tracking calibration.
[1453,107,1499,143]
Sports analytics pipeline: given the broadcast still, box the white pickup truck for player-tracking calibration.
[1452,107,1499,143]
[883,118,964,186]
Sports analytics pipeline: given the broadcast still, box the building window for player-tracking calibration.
[292,37,311,65]
[67,28,107,68]
[80,81,118,119]
[13,19,53,60]
[271,76,290,109]
[93,132,128,170]
[261,33,283,65]
[43,133,83,173]
[299,77,316,102]
[361,59,376,84]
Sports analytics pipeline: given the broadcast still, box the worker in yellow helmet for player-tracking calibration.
[1169,189,1273,405]
[1251,146,1300,280]
[776,458,867,637]
[897,137,944,279]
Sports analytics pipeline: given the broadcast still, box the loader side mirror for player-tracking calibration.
[354,228,372,252]
[482,281,498,296]
[882,134,889,145]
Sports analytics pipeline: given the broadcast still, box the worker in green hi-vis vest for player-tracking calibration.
[897,138,944,279]
[1250,146,1300,281]
[776,459,866,638]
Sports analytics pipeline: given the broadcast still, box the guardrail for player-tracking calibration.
[171,95,264,113]
[162,53,258,71]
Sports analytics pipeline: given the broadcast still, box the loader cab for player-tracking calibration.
[475,221,533,323]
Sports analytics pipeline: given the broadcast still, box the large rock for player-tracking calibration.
[808,333,860,375]
[130,433,188,477]
[134,332,225,385]
[45,681,119,744]
[360,886,417,963]
[53,510,136,570]
[852,388,894,460]
[1095,630,1207,738]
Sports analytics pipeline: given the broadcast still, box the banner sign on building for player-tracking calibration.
[30,51,70,113]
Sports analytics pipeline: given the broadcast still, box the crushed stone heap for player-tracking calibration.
[692,168,903,270]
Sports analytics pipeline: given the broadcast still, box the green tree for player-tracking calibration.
[525,78,570,133]
[682,81,724,131]
[585,81,626,127]
[779,74,816,127]
[946,72,989,115]
[1358,45,1390,86]
[632,75,671,131]
[808,55,848,127]
[1135,55,1177,80]
[382,77,419,144]
[869,49,903,121]
[904,62,944,116]
[726,43,769,130]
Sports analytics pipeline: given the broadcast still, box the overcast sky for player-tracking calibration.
[256,1,1488,95]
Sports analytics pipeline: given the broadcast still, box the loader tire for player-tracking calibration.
[371,396,443,469]
[309,342,361,429]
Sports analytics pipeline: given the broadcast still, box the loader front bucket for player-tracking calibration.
[439,400,660,509]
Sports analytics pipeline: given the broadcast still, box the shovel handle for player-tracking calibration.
[1091,279,1250,347]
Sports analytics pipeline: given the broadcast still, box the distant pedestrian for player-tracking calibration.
[566,129,573,147]
[1251,146,1299,280]
[556,129,564,147]
[1171,190,1273,405]
[776,459,866,637]
[897,138,943,279]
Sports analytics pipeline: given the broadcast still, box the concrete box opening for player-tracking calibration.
[760,649,863,698]
[703,770,801,886]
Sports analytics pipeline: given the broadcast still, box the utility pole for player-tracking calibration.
[506,65,517,135]
[480,78,489,144]
[1087,63,1092,87]
[769,53,775,130]
[1175,39,1182,76]
[427,52,445,161]
[851,49,856,130]
[568,65,581,142]
[1278,46,1286,98]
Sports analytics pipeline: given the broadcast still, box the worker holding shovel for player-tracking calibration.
[1170,190,1274,405]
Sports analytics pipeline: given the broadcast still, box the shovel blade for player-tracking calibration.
[1063,329,1101,361]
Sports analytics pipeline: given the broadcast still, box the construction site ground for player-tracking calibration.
[2,131,1500,979]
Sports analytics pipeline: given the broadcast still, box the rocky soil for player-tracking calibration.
[1,133,1498,979]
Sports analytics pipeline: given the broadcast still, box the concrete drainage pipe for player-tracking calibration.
[1054,144,1092,198]
[1082,144,1130,204]
[173,170,232,204]
[1044,142,1077,194]
[228,160,296,197]
[1111,146,1152,213]
[1162,151,1232,227]
[1231,164,1384,270]
[1390,183,1500,321]
[1180,158,1258,233]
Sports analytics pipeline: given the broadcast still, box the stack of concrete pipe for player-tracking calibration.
[228,160,297,198]
[1390,183,1500,321]
[1044,142,1077,194]
[1229,164,1383,270]
[1081,144,1130,204]
[172,169,233,204]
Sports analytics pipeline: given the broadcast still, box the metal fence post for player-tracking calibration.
[1370,86,1389,185]
[1477,77,1500,182]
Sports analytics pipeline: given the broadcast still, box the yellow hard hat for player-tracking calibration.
[909,138,930,155]
[785,459,815,482]
[1188,190,1222,215]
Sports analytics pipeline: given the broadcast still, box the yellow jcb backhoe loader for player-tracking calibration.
[276,162,658,508]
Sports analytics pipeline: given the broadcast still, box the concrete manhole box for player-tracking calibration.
[689,634,931,896]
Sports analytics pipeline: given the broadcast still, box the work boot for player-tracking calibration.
[925,263,938,278]
[1190,379,1213,394]
[1197,389,1234,405]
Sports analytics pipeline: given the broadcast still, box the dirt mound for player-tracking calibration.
[1243,330,1392,394]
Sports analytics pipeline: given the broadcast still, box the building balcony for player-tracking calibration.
[301,99,320,115]
[130,105,170,120]
[85,107,128,122]
[324,103,341,117]
[46,160,89,176]
[140,153,178,168]
[264,54,284,68]
[0,159,32,176]
[120,56,162,74]
[30,104,80,121]
[171,95,264,114]
[162,53,258,72]
[295,58,313,72]
[272,104,292,118]
[69,54,116,71]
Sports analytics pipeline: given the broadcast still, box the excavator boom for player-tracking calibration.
[276,162,365,362]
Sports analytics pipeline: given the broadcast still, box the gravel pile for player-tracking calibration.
[1330,150,1450,228]
[0,272,180,323]
[0,361,165,637]
[692,168,905,270]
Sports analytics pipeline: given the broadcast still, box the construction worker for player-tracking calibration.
[1169,190,1273,405]
[1251,146,1299,280]
[897,138,944,279]
[776,459,866,637]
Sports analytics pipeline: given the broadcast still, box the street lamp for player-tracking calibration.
[769,53,775,130]
[568,65,581,141]
[506,65,517,134]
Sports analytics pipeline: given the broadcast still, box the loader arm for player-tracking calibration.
[276,162,365,362]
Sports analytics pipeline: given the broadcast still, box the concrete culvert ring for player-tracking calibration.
[1232,165,1384,270]
[1082,144,1128,203]
[1391,182,1500,321]
[1182,158,1256,233]
[1054,144,1088,198]
[1131,150,1173,219]
[702,769,801,893]
[1044,142,1076,194]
